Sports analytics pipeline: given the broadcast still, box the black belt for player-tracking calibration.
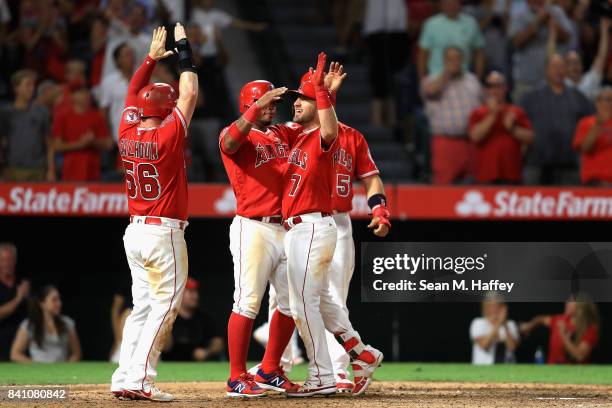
[250,216,283,225]
[283,212,332,231]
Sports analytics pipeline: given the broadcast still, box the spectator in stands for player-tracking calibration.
[109,277,132,362]
[55,59,88,116]
[470,292,519,365]
[34,80,62,113]
[572,87,612,185]
[560,18,611,101]
[464,0,511,77]
[468,71,534,184]
[10,285,81,363]
[509,0,574,102]
[89,15,110,89]
[331,0,364,56]
[190,0,266,120]
[0,69,54,182]
[418,0,485,80]
[363,0,409,127]
[191,0,268,34]
[421,46,482,184]
[51,80,112,181]
[0,243,29,361]
[520,53,593,185]
[18,0,69,82]
[163,278,224,361]
[521,298,599,363]
[102,3,149,81]
[96,42,135,142]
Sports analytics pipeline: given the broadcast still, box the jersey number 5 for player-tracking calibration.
[336,174,351,197]
[123,160,161,200]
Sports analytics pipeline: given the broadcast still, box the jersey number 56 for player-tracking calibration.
[123,160,161,200]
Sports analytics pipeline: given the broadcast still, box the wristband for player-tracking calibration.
[367,193,388,210]
[226,122,247,145]
[330,90,337,107]
[315,88,332,110]
[145,55,157,65]
[175,39,196,73]
[243,103,261,124]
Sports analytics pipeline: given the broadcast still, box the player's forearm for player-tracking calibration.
[127,56,157,96]
[363,175,385,198]
[318,106,338,144]
[177,71,198,122]
[222,105,259,154]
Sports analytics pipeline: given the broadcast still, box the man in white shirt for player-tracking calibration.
[96,43,135,142]
[470,294,520,365]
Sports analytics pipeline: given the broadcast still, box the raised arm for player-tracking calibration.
[312,53,337,145]
[591,18,611,77]
[173,23,198,127]
[125,27,174,105]
[221,87,287,154]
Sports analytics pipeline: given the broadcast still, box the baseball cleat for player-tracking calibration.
[351,346,384,396]
[226,373,267,398]
[111,390,126,399]
[254,366,300,393]
[286,380,337,397]
[123,386,174,402]
[335,373,354,394]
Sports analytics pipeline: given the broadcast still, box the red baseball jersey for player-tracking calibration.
[282,127,337,219]
[332,122,379,213]
[118,103,189,220]
[220,124,300,218]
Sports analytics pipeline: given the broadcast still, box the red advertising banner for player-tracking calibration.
[0,183,611,220]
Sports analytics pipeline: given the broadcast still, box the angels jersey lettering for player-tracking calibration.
[220,124,299,218]
[119,105,189,220]
[332,122,379,212]
[282,127,336,219]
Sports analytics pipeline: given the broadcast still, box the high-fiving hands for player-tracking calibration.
[148,26,174,61]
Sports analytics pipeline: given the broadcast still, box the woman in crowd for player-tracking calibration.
[10,285,81,363]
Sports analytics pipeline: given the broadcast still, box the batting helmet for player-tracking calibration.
[287,71,316,100]
[137,83,177,118]
[239,80,274,113]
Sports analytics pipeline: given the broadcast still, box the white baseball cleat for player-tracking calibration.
[335,373,355,394]
[286,380,337,397]
[123,386,174,402]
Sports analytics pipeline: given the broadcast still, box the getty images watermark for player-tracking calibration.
[361,243,612,302]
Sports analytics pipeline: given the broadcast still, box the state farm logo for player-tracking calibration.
[0,186,127,215]
[455,190,491,216]
[455,189,612,218]
[214,188,237,213]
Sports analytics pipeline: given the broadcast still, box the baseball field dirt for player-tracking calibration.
[3,381,612,407]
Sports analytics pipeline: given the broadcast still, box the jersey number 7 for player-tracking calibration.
[123,160,161,200]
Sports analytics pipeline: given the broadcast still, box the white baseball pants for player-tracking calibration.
[229,216,290,319]
[111,222,188,392]
[284,213,359,385]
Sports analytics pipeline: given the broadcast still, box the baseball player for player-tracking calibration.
[281,53,384,397]
[219,80,303,397]
[110,24,198,402]
[324,65,391,395]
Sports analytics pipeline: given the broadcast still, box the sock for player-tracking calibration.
[336,332,375,364]
[227,312,254,380]
[260,310,296,373]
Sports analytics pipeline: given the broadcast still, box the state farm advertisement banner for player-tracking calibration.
[396,186,612,220]
[0,183,611,220]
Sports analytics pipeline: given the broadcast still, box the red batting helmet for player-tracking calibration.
[137,83,177,118]
[287,71,316,100]
[239,80,274,113]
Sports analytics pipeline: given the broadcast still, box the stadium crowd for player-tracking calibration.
[0,0,612,185]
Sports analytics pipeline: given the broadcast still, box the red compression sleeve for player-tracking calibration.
[127,56,157,96]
